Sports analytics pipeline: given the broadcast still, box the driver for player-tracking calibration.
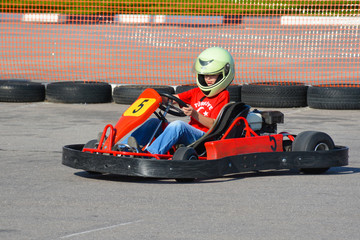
[123,47,235,155]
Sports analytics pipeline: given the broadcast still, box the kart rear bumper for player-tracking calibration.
[62,144,348,179]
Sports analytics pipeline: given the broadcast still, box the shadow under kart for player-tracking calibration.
[62,88,349,182]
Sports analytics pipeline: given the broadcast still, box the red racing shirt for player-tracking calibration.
[177,88,229,132]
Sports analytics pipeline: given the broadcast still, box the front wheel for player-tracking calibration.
[83,139,98,150]
[83,139,102,175]
[173,147,198,182]
[292,131,334,174]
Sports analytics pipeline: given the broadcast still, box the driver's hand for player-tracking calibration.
[182,104,195,117]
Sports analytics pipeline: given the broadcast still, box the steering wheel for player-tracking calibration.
[159,92,187,117]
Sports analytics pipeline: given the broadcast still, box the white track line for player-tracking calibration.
[60,220,143,239]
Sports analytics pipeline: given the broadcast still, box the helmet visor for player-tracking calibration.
[192,58,229,76]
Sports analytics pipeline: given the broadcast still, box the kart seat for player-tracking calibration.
[189,102,250,155]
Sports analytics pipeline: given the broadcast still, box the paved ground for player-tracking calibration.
[0,101,359,240]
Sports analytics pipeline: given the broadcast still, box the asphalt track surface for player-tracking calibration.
[1,101,360,240]
[1,22,359,84]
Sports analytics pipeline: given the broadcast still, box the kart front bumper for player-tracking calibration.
[62,144,349,179]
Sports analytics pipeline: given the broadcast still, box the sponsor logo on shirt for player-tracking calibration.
[194,101,213,117]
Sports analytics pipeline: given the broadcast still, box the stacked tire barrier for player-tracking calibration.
[113,85,175,105]
[1,79,359,110]
[46,81,112,104]
[241,82,308,108]
[307,84,360,110]
[0,80,45,102]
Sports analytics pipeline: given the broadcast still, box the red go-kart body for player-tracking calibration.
[62,88,348,181]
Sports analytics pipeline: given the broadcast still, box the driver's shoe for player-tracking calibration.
[128,136,146,153]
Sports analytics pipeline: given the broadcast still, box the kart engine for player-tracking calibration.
[246,110,284,134]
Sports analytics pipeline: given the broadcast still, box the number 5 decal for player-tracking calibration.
[124,98,156,117]
[132,99,149,113]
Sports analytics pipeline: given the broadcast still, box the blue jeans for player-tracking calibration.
[122,118,205,154]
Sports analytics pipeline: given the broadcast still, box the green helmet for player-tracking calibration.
[192,47,235,97]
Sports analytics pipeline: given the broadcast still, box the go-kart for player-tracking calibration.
[62,88,349,182]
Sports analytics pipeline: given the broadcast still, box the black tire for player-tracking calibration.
[113,85,175,105]
[292,131,335,174]
[83,139,99,150]
[0,79,45,102]
[83,139,102,175]
[241,82,308,108]
[46,81,112,103]
[175,84,197,94]
[173,147,198,161]
[307,84,360,110]
[227,85,242,102]
[173,147,198,183]
[176,84,242,102]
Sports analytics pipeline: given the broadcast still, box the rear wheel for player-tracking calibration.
[173,147,198,183]
[292,131,335,174]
